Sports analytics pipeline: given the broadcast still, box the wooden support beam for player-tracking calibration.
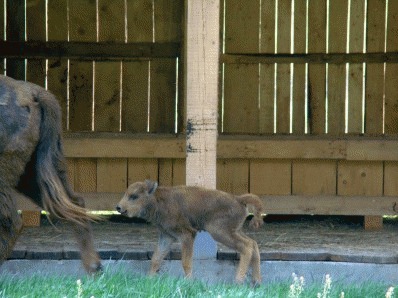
[21,211,41,227]
[63,133,186,158]
[184,0,219,188]
[221,52,398,64]
[16,193,41,227]
[261,195,398,216]
[184,0,220,258]
[17,193,398,218]
[364,216,383,230]
[0,41,180,60]
[63,134,398,161]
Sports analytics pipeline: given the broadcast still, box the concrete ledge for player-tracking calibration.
[9,247,398,266]
[8,246,398,264]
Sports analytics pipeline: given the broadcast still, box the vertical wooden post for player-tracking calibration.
[185,0,220,258]
[364,216,383,231]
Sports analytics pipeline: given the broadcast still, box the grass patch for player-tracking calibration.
[0,268,395,298]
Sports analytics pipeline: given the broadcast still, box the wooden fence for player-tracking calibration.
[1,0,398,229]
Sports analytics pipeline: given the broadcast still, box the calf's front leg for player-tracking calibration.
[150,232,174,275]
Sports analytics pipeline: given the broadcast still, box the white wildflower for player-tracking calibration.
[386,286,394,298]
[76,279,83,298]
[317,274,332,298]
[288,273,305,298]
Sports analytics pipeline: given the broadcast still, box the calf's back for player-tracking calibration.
[154,186,248,230]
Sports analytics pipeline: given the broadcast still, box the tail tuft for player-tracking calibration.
[35,89,100,225]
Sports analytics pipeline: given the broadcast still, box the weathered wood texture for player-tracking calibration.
[61,134,398,160]
[61,135,398,202]
[0,0,182,134]
[217,0,398,228]
[185,0,219,189]
[221,0,398,136]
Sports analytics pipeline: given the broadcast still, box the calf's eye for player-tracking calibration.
[129,194,138,200]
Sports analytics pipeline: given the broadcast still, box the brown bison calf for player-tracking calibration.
[0,75,101,273]
[116,180,264,284]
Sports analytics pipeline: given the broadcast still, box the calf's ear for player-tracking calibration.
[145,179,158,195]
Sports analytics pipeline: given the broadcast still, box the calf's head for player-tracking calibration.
[116,180,158,218]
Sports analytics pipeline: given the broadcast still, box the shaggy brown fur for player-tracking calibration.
[116,180,264,284]
[0,75,101,273]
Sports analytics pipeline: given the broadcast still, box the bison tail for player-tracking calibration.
[236,194,264,229]
[35,90,100,225]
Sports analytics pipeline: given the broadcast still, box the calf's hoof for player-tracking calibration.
[82,256,103,275]
[184,272,193,279]
[251,280,262,288]
[86,261,103,275]
[148,269,159,276]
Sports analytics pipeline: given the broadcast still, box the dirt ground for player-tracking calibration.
[9,215,398,264]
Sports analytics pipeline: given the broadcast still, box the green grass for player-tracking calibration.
[0,268,394,298]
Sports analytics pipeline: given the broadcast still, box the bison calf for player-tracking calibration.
[116,180,264,284]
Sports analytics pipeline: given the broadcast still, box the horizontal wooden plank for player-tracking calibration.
[261,195,398,216]
[63,134,186,158]
[222,52,398,64]
[17,193,398,216]
[218,137,347,159]
[347,141,398,161]
[82,192,123,210]
[2,42,395,64]
[0,41,180,60]
[62,134,398,161]
[220,137,398,160]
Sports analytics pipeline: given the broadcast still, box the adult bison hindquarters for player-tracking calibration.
[0,75,102,273]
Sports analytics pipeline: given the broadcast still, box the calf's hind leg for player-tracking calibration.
[250,240,261,284]
[207,225,254,283]
[240,232,261,284]
[179,232,195,278]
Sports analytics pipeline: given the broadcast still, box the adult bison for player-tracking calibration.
[0,75,102,273]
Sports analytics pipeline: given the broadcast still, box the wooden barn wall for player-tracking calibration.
[222,0,398,136]
[1,0,398,218]
[20,0,181,134]
[1,0,185,200]
[61,0,182,195]
[219,0,398,208]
